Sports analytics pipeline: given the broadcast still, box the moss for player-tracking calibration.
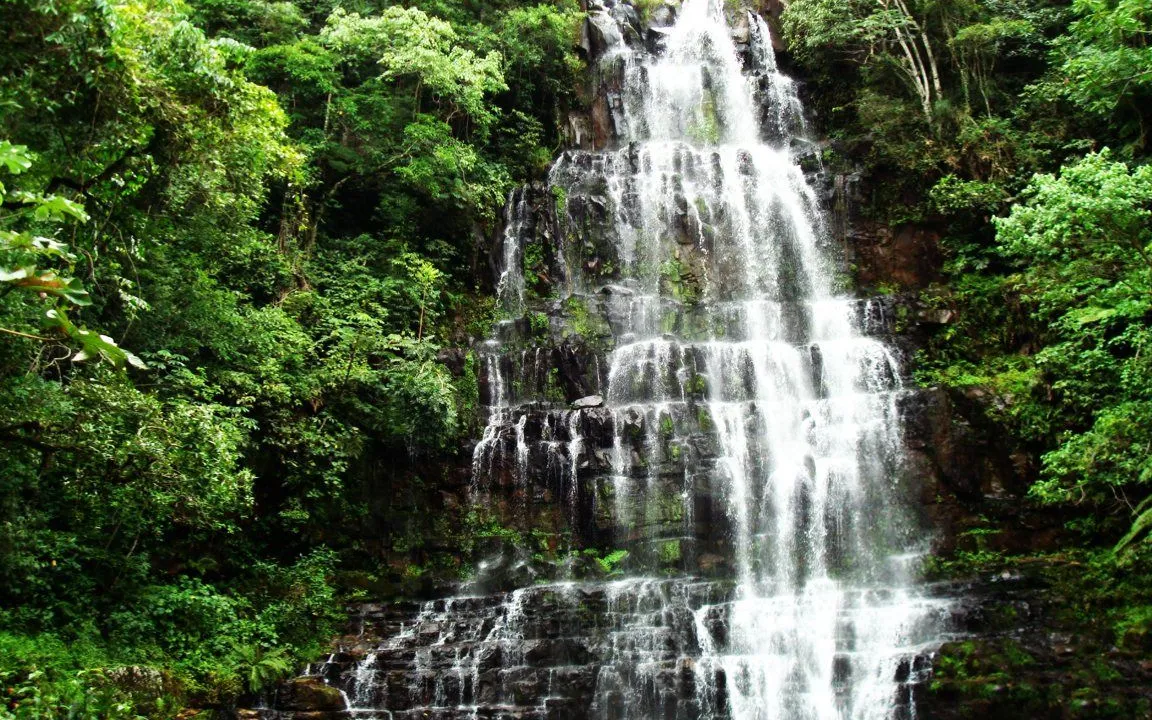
[630,0,661,23]
[657,539,682,565]
[686,89,721,145]
[926,550,1152,718]
[458,292,498,340]
[453,351,480,435]
[562,294,610,344]
[596,549,629,575]
[659,256,702,305]
[551,184,567,215]
[687,373,708,395]
[545,366,566,403]
[653,486,685,524]
[529,310,550,338]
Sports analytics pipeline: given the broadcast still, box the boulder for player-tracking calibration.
[275,677,347,712]
[572,394,604,408]
[649,3,677,29]
[582,12,623,59]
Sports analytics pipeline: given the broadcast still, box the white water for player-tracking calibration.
[551,1,942,717]
[335,3,948,719]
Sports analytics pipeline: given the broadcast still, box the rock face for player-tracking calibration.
[274,677,348,713]
[919,563,1152,719]
[256,582,940,720]
[250,2,1095,719]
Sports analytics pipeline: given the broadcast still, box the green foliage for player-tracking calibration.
[529,311,550,336]
[0,0,583,712]
[929,174,1007,214]
[0,143,144,367]
[1046,0,1152,146]
[0,634,156,719]
[657,540,682,565]
[786,0,1152,558]
[993,152,1152,509]
[228,643,294,694]
[596,549,629,576]
[322,5,506,132]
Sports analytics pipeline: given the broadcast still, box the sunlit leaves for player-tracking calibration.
[395,115,512,218]
[32,194,90,223]
[997,150,1152,306]
[45,308,146,368]
[1,269,92,307]
[0,140,33,174]
[1053,0,1152,128]
[995,152,1152,513]
[0,142,141,364]
[322,6,506,133]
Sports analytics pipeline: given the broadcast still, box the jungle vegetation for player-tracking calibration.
[0,0,581,713]
[1,0,1151,715]
[783,0,1152,533]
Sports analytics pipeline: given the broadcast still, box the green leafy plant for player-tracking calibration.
[596,549,629,576]
[228,642,295,693]
[0,142,142,367]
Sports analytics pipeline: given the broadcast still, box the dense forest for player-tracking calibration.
[1,0,1152,716]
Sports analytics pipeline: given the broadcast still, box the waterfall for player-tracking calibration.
[330,2,950,719]
[496,187,530,319]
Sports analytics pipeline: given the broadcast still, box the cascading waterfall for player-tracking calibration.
[551,2,942,717]
[310,2,950,719]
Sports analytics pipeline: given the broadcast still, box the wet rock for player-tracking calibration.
[609,3,643,45]
[696,553,727,573]
[276,677,347,712]
[582,12,623,58]
[730,12,750,44]
[572,395,604,408]
[848,220,944,291]
[649,3,677,29]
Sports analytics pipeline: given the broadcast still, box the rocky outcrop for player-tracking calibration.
[247,578,938,720]
[921,562,1152,719]
[896,387,1071,555]
[274,677,348,714]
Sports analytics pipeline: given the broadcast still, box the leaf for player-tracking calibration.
[32,194,90,223]
[0,266,33,282]
[1069,306,1117,325]
[31,236,76,260]
[0,140,32,174]
[45,308,146,368]
[12,271,92,306]
[1114,496,1152,556]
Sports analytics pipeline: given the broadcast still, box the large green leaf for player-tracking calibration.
[32,195,90,224]
[0,140,32,174]
[6,270,92,306]
[44,309,146,369]
[1115,496,1152,556]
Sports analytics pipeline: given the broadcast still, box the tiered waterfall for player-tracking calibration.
[294,1,949,718]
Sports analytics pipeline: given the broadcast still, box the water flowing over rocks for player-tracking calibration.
[250,1,989,718]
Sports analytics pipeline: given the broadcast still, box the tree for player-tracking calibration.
[784,0,943,121]
[0,142,144,367]
[996,151,1152,525]
[1050,0,1152,147]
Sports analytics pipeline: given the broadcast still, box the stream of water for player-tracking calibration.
[300,2,950,718]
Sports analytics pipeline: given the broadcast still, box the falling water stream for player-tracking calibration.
[300,2,950,718]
